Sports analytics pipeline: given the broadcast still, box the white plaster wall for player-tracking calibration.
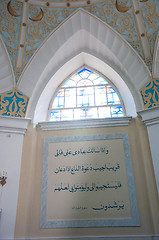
[147,124,159,193]
[0,116,30,240]
[138,106,159,195]
[0,132,23,239]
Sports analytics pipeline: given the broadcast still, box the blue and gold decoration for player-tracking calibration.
[140,78,159,109]
[139,0,159,72]
[0,89,29,118]
[0,0,23,80]
[0,0,158,84]
[0,0,159,118]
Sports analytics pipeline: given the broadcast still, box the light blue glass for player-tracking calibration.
[94,77,108,86]
[95,86,107,105]
[61,109,73,120]
[88,72,99,81]
[85,108,98,119]
[50,68,125,121]
[74,108,86,120]
[98,107,111,118]
[77,79,92,86]
[49,110,61,121]
[63,79,76,88]
[78,68,91,79]
[77,87,94,107]
[113,92,120,104]
[65,88,76,107]
[107,86,116,104]
[71,73,81,82]
[111,106,124,117]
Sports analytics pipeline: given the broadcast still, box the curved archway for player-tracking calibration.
[0,37,14,93]
[33,53,137,123]
[18,10,150,121]
[153,34,159,78]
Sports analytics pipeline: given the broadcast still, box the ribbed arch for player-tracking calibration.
[18,10,150,121]
[153,34,159,78]
[0,37,14,93]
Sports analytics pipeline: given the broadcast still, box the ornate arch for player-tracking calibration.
[17,10,150,121]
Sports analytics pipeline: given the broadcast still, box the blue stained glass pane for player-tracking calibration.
[88,72,99,81]
[61,109,73,120]
[77,79,92,86]
[63,79,76,88]
[74,108,85,120]
[94,77,108,86]
[71,74,81,82]
[78,69,91,79]
[113,93,120,104]
[57,89,64,96]
[52,89,64,108]
[98,107,111,118]
[107,93,114,104]
[65,88,76,107]
[49,110,60,121]
[52,97,58,108]
[107,86,115,93]
[77,87,94,107]
[107,86,116,104]
[52,96,64,108]
[85,108,98,119]
[95,86,107,105]
[111,106,124,117]
[78,68,91,75]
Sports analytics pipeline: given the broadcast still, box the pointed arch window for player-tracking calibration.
[49,68,125,121]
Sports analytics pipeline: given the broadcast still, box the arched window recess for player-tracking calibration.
[48,67,126,122]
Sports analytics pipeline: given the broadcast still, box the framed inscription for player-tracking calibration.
[40,134,139,228]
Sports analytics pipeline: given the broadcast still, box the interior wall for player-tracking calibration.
[14,117,159,239]
[0,132,24,239]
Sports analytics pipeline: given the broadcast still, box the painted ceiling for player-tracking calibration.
[0,0,159,118]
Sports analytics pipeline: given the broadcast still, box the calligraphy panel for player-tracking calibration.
[40,134,139,228]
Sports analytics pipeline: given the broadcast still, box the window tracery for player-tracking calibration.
[49,68,125,121]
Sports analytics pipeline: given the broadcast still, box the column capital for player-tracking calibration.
[138,106,159,126]
[0,116,31,135]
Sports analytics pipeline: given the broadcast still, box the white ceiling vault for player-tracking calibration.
[0,0,158,120]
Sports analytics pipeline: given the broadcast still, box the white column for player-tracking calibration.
[0,116,30,240]
[138,106,159,195]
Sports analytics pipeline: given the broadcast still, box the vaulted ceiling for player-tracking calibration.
[0,0,158,119]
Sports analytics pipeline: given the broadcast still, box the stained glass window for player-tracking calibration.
[49,68,125,121]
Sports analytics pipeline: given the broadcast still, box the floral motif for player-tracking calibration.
[23,5,76,70]
[0,0,22,81]
[140,79,159,109]
[0,89,29,117]
[139,0,159,72]
[0,0,158,85]
[84,1,144,59]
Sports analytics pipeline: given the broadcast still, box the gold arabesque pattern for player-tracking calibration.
[0,89,29,118]
[0,0,158,118]
[140,78,159,109]
[139,0,159,72]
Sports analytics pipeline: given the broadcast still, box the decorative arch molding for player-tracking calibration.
[18,10,150,121]
[0,37,14,93]
[33,53,138,123]
[153,34,159,78]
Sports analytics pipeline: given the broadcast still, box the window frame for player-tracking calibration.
[48,66,126,121]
